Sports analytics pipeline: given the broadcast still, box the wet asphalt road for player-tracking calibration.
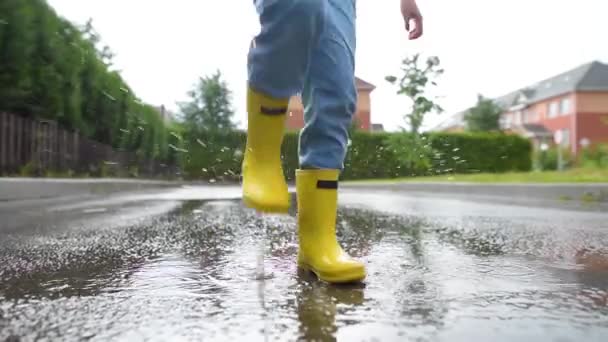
[1,186,607,342]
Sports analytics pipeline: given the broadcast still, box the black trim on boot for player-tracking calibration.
[317,180,338,189]
[260,106,287,116]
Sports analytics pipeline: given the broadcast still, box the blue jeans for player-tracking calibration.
[248,0,357,170]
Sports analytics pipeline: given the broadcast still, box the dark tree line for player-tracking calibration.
[0,0,170,161]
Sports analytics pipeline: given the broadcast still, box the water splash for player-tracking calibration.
[168,144,188,153]
[102,91,116,101]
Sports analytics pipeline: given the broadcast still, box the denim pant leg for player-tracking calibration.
[299,0,357,170]
[247,0,325,100]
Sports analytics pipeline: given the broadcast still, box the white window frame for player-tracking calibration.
[524,111,537,123]
[560,98,571,116]
[548,102,559,118]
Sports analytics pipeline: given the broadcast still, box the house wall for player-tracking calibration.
[575,91,608,153]
[501,91,608,154]
[503,93,576,152]
[576,92,608,113]
[286,89,372,131]
[355,90,372,130]
[286,97,305,131]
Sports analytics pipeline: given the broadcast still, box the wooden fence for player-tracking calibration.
[0,112,176,177]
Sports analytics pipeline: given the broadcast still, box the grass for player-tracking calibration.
[350,168,608,184]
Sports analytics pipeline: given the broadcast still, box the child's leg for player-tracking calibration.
[295,0,366,283]
[298,1,357,171]
[243,0,324,213]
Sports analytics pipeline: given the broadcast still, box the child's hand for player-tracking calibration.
[401,0,423,40]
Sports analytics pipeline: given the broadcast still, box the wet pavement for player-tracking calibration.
[1,186,607,341]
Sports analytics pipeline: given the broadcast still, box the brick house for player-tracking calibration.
[435,61,608,155]
[285,77,376,131]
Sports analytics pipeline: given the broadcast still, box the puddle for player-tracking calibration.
[1,199,607,341]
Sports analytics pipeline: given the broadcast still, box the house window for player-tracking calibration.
[501,114,513,129]
[560,98,571,115]
[523,111,538,123]
[548,102,559,118]
[514,111,523,125]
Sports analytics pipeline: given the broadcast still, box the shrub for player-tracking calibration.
[425,132,533,174]
[581,144,608,169]
[179,131,533,181]
[534,147,575,171]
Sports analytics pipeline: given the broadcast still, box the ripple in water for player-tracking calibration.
[1,200,607,341]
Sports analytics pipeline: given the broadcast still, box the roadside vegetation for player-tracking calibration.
[2,1,603,184]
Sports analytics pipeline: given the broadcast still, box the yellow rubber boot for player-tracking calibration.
[296,169,366,283]
[242,87,290,214]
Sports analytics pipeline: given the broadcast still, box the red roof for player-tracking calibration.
[355,77,376,91]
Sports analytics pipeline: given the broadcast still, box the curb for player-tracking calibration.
[0,178,184,202]
[341,182,608,203]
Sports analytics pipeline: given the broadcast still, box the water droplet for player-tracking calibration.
[452,148,460,152]
[102,91,116,101]
[168,144,188,153]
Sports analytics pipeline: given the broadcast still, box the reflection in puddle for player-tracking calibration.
[1,199,607,341]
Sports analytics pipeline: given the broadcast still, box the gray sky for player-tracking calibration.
[48,0,608,131]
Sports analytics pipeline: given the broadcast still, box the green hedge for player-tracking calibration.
[0,0,171,162]
[426,132,532,174]
[180,131,532,181]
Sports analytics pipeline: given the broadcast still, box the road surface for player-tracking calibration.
[1,185,607,341]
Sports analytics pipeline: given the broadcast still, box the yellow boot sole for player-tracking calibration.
[243,195,290,214]
[298,261,366,284]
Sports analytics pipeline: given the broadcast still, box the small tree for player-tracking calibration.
[385,53,444,134]
[178,70,235,137]
[464,94,503,132]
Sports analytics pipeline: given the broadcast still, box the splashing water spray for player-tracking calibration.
[255,211,270,342]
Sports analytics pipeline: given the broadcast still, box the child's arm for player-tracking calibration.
[401,0,423,40]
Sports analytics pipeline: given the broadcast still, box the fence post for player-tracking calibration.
[31,120,37,172]
[73,132,79,171]
[61,129,67,171]
[23,118,31,171]
[16,115,23,169]
[51,120,58,171]
[7,113,14,170]
[0,112,6,172]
